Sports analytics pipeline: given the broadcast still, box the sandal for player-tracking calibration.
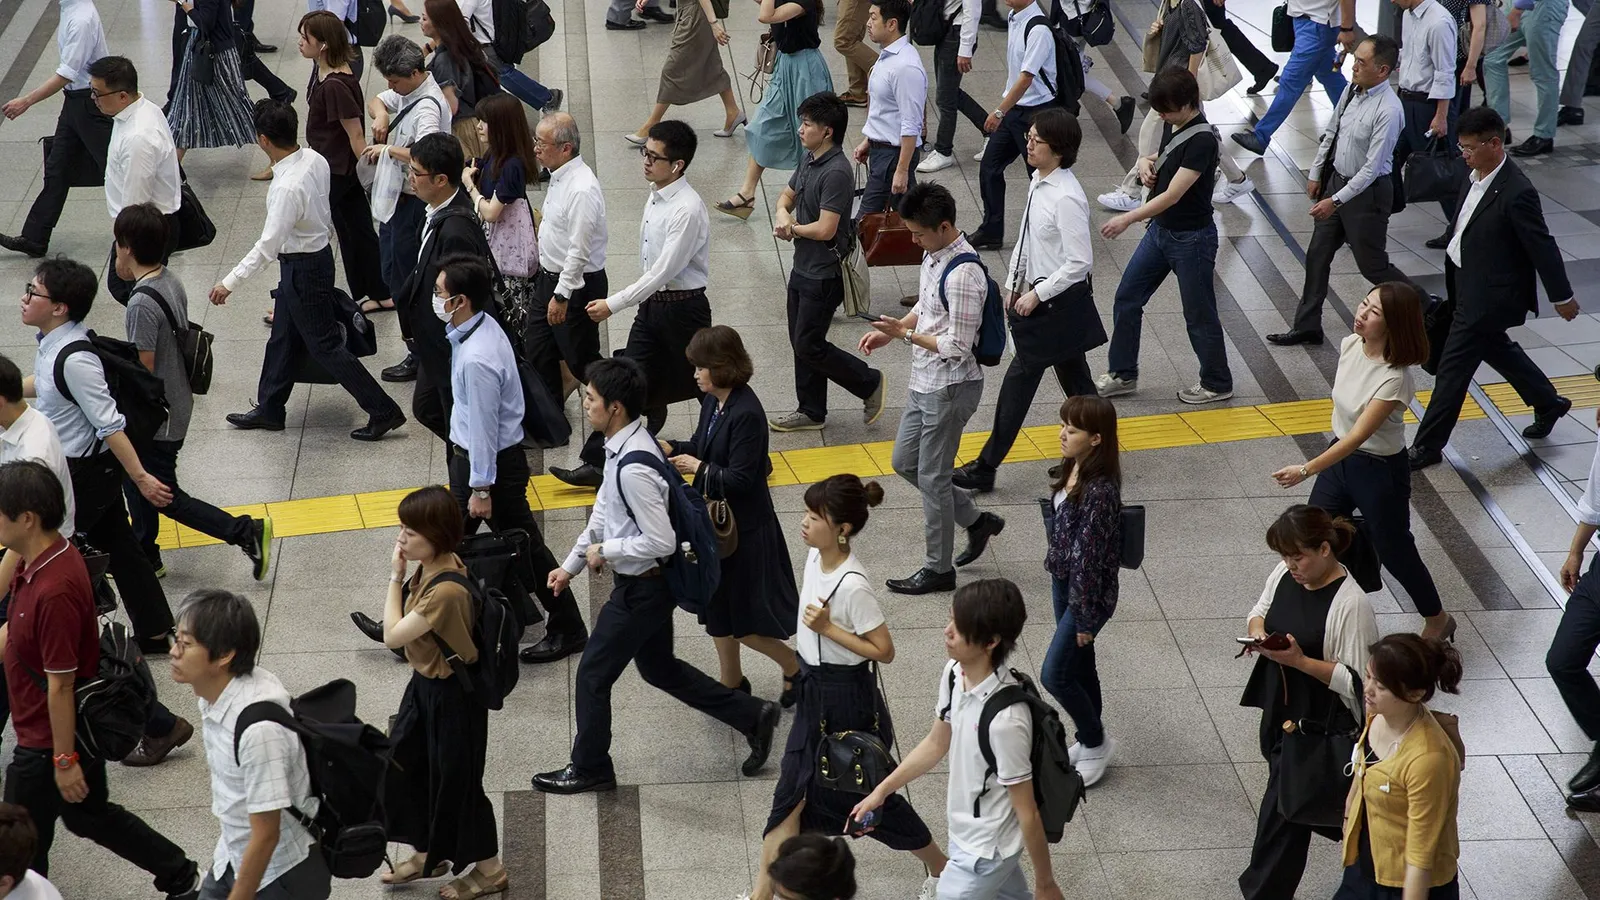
[440,866,509,899]
[380,853,451,885]
[251,167,273,182]
[359,298,397,313]
[715,193,755,221]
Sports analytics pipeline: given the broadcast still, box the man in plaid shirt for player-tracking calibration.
[859,183,1006,595]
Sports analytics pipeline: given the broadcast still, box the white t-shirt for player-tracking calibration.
[1330,333,1414,457]
[937,660,1034,859]
[796,550,885,666]
[9,871,64,900]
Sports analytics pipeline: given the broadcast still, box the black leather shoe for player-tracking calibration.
[1567,785,1600,813]
[640,6,674,21]
[351,412,406,441]
[952,460,997,493]
[956,512,1005,567]
[605,17,647,29]
[1424,231,1452,250]
[1115,96,1135,134]
[532,764,617,794]
[1265,330,1325,346]
[742,701,780,775]
[886,567,957,595]
[1570,744,1600,794]
[1231,131,1267,155]
[1407,446,1443,471]
[1509,136,1554,157]
[1247,66,1277,95]
[969,231,1002,251]
[551,463,603,488]
[225,410,285,431]
[350,611,385,643]
[519,630,588,664]
[1559,106,1586,126]
[139,632,174,656]
[247,33,277,54]
[0,233,47,257]
[381,352,417,382]
[1524,396,1572,439]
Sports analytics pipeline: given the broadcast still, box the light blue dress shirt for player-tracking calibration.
[862,36,928,144]
[34,321,127,459]
[1005,3,1056,108]
[446,311,525,488]
[56,0,109,91]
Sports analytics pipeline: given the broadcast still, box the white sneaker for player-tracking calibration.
[973,138,988,161]
[1213,176,1255,204]
[1097,189,1140,212]
[918,151,956,173]
[1068,741,1084,766]
[1076,737,1117,787]
[1177,383,1234,404]
[916,874,940,900]
[1095,372,1137,398]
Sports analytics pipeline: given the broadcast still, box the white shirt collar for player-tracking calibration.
[548,155,587,186]
[879,34,912,57]
[1470,152,1508,188]
[650,177,689,203]
[112,94,148,124]
[603,418,649,456]
[427,188,463,218]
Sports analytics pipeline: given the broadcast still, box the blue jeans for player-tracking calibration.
[1485,0,1568,139]
[497,62,553,110]
[1106,221,1232,392]
[1253,16,1347,144]
[1041,577,1105,749]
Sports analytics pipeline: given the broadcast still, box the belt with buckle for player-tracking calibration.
[651,288,706,303]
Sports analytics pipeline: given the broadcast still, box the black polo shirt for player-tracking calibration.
[787,144,855,280]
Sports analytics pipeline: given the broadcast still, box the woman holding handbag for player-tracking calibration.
[463,93,539,342]
[716,0,834,219]
[742,473,947,900]
[1237,504,1379,900]
[660,326,801,699]
[166,0,258,155]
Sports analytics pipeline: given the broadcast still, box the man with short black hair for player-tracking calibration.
[969,0,1055,251]
[212,100,407,442]
[0,802,63,899]
[91,57,182,304]
[169,590,331,900]
[770,92,885,434]
[852,0,926,221]
[0,460,201,898]
[858,183,1001,595]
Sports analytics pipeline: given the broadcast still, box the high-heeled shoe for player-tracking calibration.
[713,113,748,137]
[715,193,755,220]
[623,132,647,146]
[389,4,421,23]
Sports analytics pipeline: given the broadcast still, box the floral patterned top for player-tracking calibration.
[1042,475,1122,634]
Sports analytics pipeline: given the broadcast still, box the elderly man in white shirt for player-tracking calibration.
[551,120,712,490]
[0,0,110,258]
[211,100,407,442]
[852,0,927,217]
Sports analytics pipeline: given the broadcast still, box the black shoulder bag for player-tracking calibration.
[1277,669,1362,829]
[814,572,897,796]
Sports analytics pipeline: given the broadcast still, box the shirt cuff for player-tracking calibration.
[221,269,245,293]
[562,552,585,575]
[1554,297,1577,306]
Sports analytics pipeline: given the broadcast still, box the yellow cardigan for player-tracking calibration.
[1341,709,1461,888]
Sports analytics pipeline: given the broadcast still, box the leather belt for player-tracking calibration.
[650,288,706,303]
[1396,88,1433,102]
[618,566,663,579]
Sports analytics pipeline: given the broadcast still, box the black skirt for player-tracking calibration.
[385,671,499,873]
[765,659,933,852]
[701,515,799,639]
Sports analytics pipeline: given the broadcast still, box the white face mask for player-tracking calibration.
[432,296,452,322]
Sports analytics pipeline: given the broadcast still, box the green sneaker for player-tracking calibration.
[245,516,274,581]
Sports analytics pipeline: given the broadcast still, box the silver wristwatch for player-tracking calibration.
[472,489,491,500]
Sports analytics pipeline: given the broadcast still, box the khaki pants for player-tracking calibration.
[1117,108,1244,197]
[834,0,878,95]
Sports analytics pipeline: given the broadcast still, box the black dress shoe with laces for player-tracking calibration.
[247,34,277,54]
[0,233,46,257]
[1424,231,1452,250]
[1509,136,1554,157]
[952,460,997,492]
[742,701,781,775]
[886,567,957,595]
[225,410,285,431]
[955,512,1006,567]
[1407,446,1443,471]
[551,463,604,488]
[1570,744,1600,795]
[381,352,418,382]
[1265,330,1325,346]
[351,411,406,441]
[605,17,647,29]
[969,231,1002,251]
[532,764,617,794]
[1524,396,1572,439]
[519,630,588,664]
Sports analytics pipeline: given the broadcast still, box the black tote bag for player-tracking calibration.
[1402,139,1469,204]
[1276,676,1362,829]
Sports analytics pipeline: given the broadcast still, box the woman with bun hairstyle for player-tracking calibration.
[743,474,946,900]
[1238,504,1379,900]
[1339,634,1465,899]
[1040,395,1123,788]
[767,833,857,900]
[1270,282,1451,642]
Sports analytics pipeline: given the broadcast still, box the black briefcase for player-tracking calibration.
[1402,139,1469,205]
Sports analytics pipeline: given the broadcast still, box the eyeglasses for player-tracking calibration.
[88,88,124,100]
[408,166,435,180]
[171,635,196,656]
[1457,140,1493,155]
[638,147,670,165]
[22,284,51,303]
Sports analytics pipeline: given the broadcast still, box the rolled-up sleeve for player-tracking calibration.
[56,22,95,84]
[1579,436,1600,526]
[1425,17,1458,100]
[223,180,303,291]
[60,352,127,440]
[894,62,928,138]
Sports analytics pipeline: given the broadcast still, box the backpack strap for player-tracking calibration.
[613,448,676,567]
[232,701,322,836]
[972,675,1031,818]
[936,252,987,312]
[936,663,959,721]
[51,338,108,458]
[1023,18,1057,96]
[1153,121,1210,172]
[388,94,443,138]
[423,571,482,696]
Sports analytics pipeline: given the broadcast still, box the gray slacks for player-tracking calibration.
[1290,173,1413,335]
[1561,0,1600,107]
[892,379,984,574]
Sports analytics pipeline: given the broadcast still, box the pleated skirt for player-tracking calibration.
[167,32,256,149]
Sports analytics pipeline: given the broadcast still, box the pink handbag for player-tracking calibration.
[485,197,538,278]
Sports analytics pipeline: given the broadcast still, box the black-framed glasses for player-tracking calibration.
[88,88,125,100]
[408,165,436,180]
[22,284,51,303]
[638,146,670,165]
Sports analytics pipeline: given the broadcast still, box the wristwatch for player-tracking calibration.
[53,752,78,771]
[903,331,915,345]
[1330,198,1342,209]
[471,488,491,501]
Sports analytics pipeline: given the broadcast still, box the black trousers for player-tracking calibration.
[1291,174,1413,335]
[576,293,710,469]
[1206,2,1278,84]
[975,352,1095,470]
[4,748,195,891]
[787,273,880,422]
[1549,556,1600,742]
[169,6,293,106]
[124,439,255,564]
[69,452,173,640]
[930,25,988,157]
[527,268,605,404]
[22,91,111,247]
[446,446,586,638]
[1413,297,1562,455]
[329,173,388,305]
[257,247,403,423]
[409,307,454,446]
[1239,744,1340,900]
[1309,449,1444,618]
[571,573,763,777]
[1391,94,1460,219]
[976,104,1043,241]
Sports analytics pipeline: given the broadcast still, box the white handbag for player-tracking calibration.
[1192,0,1242,101]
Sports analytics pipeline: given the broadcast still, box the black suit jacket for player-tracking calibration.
[1444,157,1572,332]
[667,385,776,535]
[397,189,492,372]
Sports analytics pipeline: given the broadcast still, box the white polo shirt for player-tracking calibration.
[937,659,1034,859]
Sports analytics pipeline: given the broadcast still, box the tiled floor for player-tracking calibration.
[5,0,1600,897]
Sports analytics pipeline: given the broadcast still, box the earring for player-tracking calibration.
[837,534,848,546]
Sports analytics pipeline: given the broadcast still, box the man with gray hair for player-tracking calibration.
[531,113,610,499]
[169,590,331,900]
[363,36,447,383]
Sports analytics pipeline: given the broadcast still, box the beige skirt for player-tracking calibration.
[656,0,731,105]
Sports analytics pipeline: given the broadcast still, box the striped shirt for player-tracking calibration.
[910,235,986,393]
[1309,81,1403,205]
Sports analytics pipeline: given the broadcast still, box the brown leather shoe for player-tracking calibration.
[122,717,195,767]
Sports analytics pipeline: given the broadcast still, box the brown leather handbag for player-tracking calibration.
[706,497,738,558]
[859,212,922,268]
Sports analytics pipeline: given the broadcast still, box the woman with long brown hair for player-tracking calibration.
[421,0,496,158]
[462,93,539,340]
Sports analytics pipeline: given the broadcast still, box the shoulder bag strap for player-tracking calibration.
[812,569,870,662]
[388,94,443,137]
[1153,121,1208,171]
[131,284,183,339]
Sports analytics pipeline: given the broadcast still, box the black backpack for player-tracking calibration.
[486,0,555,65]
[350,0,387,47]
[424,571,523,711]
[28,618,155,762]
[1023,17,1085,116]
[53,332,170,451]
[616,449,722,616]
[909,0,953,45]
[233,680,394,879]
[949,667,1086,843]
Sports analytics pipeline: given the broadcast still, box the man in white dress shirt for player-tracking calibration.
[552,120,712,489]
[533,358,779,794]
[0,0,111,258]
[210,100,407,442]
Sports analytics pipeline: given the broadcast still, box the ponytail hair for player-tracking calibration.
[1265,504,1355,558]
[1368,633,1464,704]
[767,833,857,899]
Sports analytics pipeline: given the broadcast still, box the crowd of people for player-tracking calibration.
[0,0,1595,898]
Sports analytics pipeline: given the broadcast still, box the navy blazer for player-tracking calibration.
[667,385,776,534]
[1444,157,1572,332]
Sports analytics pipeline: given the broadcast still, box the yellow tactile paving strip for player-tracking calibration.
[152,374,1592,550]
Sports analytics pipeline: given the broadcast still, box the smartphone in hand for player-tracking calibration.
[851,312,882,323]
